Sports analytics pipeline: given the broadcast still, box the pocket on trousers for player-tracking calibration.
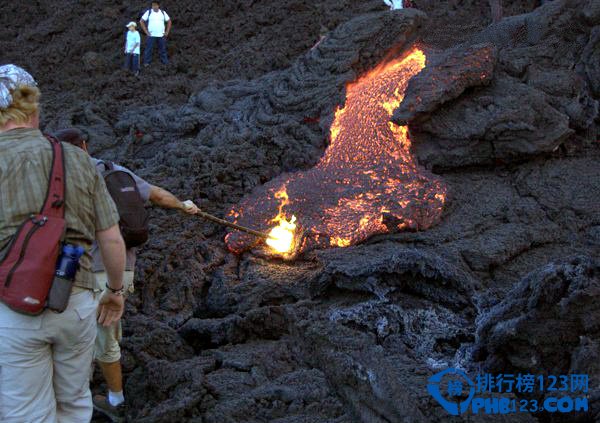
[71,291,98,352]
[72,290,98,321]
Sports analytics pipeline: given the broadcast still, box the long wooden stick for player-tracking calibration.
[196,210,270,239]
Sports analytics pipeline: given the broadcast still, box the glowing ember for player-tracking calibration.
[225,48,447,256]
[265,188,297,254]
[266,215,297,254]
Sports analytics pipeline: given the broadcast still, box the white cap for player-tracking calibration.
[126,21,137,28]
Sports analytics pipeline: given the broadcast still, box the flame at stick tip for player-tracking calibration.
[266,215,297,254]
[265,187,298,254]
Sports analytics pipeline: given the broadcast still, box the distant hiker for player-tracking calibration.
[124,21,141,76]
[384,0,403,9]
[139,1,172,66]
[489,0,503,22]
[384,0,414,9]
[55,128,200,422]
[0,65,125,422]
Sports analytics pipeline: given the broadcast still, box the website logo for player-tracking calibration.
[427,367,475,415]
[428,368,589,416]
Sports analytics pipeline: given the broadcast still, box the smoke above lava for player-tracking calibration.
[225,48,447,257]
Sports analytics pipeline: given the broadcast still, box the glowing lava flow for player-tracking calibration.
[225,48,446,256]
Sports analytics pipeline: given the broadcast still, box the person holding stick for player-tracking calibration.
[55,128,199,422]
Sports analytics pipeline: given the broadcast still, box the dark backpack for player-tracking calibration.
[99,161,149,248]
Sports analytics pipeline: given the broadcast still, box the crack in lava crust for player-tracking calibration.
[225,48,447,255]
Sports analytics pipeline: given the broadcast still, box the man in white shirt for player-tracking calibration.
[384,0,403,10]
[139,1,172,66]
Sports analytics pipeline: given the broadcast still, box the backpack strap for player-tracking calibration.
[97,160,115,174]
[144,9,167,24]
[42,135,66,219]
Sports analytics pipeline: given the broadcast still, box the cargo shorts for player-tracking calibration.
[93,271,135,363]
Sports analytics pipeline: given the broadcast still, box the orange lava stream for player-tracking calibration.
[226,48,446,255]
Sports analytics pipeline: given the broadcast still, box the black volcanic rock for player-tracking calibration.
[582,26,600,98]
[310,243,477,311]
[474,256,600,422]
[394,0,599,169]
[407,74,573,168]
[393,43,498,125]
[126,239,488,422]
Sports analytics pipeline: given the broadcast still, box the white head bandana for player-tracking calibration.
[0,65,37,110]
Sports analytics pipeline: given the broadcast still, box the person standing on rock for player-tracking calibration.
[124,21,141,76]
[489,0,503,22]
[139,1,172,66]
[0,65,126,423]
[384,0,403,9]
[55,128,200,422]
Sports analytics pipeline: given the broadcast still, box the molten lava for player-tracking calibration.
[225,48,447,256]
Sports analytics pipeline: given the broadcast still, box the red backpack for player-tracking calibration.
[0,136,66,315]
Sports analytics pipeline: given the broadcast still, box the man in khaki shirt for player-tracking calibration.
[0,64,126,422]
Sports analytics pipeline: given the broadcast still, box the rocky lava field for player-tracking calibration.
[2,0,600,422]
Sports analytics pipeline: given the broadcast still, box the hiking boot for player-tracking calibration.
[93,394,126,422]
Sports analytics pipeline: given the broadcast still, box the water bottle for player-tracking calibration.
[55,244,85,280]
[47,244,85,312]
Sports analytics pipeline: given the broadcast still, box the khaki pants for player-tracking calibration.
[0,288,99,423]
[94,271,134,364]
